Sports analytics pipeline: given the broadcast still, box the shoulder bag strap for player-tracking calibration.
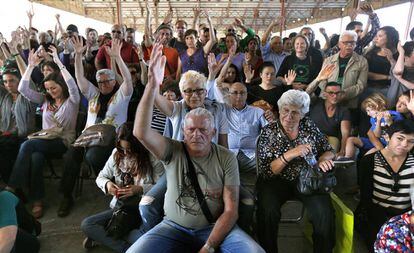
[181,142,214,223]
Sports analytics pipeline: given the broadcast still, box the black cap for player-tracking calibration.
[66,24,78,33]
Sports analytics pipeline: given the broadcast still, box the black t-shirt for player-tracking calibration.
[309,98,351,138]
[337,56,351,85]
[403,66,414,82]
[367,53,391,87]
[169,38,187,54]
[246,84,290,111]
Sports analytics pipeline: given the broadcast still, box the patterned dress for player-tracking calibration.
[257,117,333,181]
[374,211,414,253]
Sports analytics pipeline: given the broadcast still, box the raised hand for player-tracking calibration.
[228,44,237,57]
[234,18,243,27]
[163,9,173,24]
[193,7,201,18]
[317,64,335,81]
[208,53,224,78]
[133,45,144,61]
[55,14,60,21]
[71,36,86,55]
[284,69,297,85]
[397,41,404,55]
[28,48,42,67]
[408,90,414,114]
[27,9,34,20]
[319,27,326,35]
[243,64,255,82]
[359,2,374,15]
[349,9,358,21]
[48,45,59,62]
[148,43,166,87]
[105,38,122,58]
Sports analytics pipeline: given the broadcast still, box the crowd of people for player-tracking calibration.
[1,3,414,253]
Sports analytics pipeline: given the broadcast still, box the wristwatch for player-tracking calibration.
[204,243,215,253]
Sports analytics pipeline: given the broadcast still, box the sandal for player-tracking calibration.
[32,201,43,219]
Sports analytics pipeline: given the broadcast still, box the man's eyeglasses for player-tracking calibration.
[97,79,114,85]
[183,88,205,96]
[112,30,122,34]
[340,41,356,46]
[230,91,247,96]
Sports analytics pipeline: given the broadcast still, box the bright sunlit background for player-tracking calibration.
[0,0,413,43]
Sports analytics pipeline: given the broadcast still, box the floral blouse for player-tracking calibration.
[257,116,333,181]
[374,211,414,252]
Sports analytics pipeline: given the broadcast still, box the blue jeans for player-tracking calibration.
[135,174,167,237]
[81,209,140,253]
[126,219,265,253]
[8,138,67,201]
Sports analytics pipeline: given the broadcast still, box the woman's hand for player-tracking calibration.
[264,110,275,122]
[208,53,224,78]
[48,45,60,62]
[383,48,395,64]
[284,70,297,85]
[148,42,166,87]
[286,144,312,159]
[397,41,405,55]
[408,90,414,114]
[28,48,42,67]
[117,185,143,199]
[243,64,255,83]
[318,160,334,172]
[106,181,120,196]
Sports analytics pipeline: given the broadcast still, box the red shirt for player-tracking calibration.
[96,40,139,69]
[143,45,179,78]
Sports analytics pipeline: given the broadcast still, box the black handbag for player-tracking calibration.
[297,164,337,195]
[105,195,141,239]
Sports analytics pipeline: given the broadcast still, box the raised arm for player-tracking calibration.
[49,45,80,104]
[306,64,335,95]
[319,28,330,51]
[144,3,153,48]
[72,36,90,94]
[135,46,148,85]
[55,14,65,36]
[192,8,201,30]
[133,43,169,159]
[18,49,44,104]
[203,10,216,55]
[393,42,405,76]
[261,19,279,46]
[105,39,133,96]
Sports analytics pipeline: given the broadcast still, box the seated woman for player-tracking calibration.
[395,91,414,120]
[81,122,164,253]
[7,46,80,218]
[359,119,414,251]
[256,90,336,253]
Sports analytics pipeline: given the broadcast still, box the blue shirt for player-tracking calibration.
[225,104,267,160]
[261,41,288,72]
[369,110,404,144]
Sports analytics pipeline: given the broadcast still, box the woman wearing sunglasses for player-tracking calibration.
[81,122,164,252]
[358,119,414,251]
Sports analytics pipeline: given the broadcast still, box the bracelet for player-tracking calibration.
[60,66,66,70]
[12,53,20,58]
[281,154,289,165]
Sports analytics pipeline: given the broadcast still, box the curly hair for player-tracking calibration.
[361,93,388,112]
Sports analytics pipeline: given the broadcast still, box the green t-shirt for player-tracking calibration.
[337,56,351,85]
[0,191,19,228]
[161,138,239,229]
[293,57,311,84]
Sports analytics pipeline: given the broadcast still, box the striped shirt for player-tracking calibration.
[151,107,167,135]
[372,152,414,210]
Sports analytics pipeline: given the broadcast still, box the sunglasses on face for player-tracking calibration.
[112,30,122,34]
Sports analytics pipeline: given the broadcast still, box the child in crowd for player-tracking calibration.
[341,93,404,160]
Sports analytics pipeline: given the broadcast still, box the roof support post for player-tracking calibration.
[116,0,122,25]
[405,0,414,40]
[280,0,285,36]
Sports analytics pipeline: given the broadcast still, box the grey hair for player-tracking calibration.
[178,70,207,93]
[96,69,115,82]
[340,30,358,42]
[183,108,215,130]
[277,90,310,116]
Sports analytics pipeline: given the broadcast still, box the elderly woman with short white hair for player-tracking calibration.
[256,89,336,253]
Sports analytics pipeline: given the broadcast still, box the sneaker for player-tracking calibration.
[333,157,355,167]
[82,237,98,249]
[57,197,74,218]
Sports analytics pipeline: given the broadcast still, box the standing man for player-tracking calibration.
[128,42,264,253]
[95,24,139,70]
[169,20,188,53]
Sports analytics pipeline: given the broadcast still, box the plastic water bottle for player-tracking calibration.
[304,152,317,167]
